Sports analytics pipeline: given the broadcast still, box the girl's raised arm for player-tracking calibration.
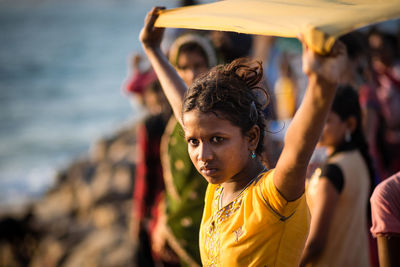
[274,38,347,201]
[139,7,187,126]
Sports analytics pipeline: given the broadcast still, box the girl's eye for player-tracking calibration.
[187,138,199,146]
[211,136,224,143]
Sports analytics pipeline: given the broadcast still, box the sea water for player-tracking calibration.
[0,0,181,207]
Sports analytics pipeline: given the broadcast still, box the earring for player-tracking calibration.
[251,151,256,159]
[345,129,351,142]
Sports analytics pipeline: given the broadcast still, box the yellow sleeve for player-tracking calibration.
[258,169,305,220]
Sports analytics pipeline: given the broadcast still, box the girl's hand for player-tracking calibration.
[299,35,347,85]
[139,7,166,49]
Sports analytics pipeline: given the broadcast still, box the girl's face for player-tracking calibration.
[319,111,347,149]
[183,109,254,185]
[177,50,208,87]
[143,90,161,115]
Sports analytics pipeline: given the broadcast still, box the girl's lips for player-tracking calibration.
[201,168,218,176]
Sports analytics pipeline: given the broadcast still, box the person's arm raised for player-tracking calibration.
[139,7,187,126]
[274,38,347,201]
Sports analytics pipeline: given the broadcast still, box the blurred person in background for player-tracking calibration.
[150,33,217,267]
[338,31,382,266]
[301,85,375,267]
[361,29,400,179]
[208,31,252,64]
[124,53,157,109]
[370,171,400,267]
[123,53,172,267]
[273,52,298,121]
[251,35,306,168]
[337,32,373,91]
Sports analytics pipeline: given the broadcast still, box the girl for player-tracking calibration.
[301,85,375,266]
[153,33,217,266]
[140,7,346,266]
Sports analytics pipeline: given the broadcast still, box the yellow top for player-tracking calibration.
[155,0,400,54]
[199,169,310,267]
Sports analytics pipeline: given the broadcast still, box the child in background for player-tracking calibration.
[123,53,157,109]
[152,33,217,266]
[124,53,172,266]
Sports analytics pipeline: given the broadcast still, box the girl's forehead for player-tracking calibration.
[179,49,206,59]
[183,110,223,123]
[183,110,239,133]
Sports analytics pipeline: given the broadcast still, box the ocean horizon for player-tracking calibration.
[0,0,187,208]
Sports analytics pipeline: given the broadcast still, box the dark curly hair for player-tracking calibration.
[182,58,268,156]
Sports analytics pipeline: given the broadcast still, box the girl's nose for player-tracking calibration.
[197,143,213,162]
[187,69,196,85]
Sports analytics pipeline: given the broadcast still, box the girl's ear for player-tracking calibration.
[246,125,261,151]
[346,116,357,133]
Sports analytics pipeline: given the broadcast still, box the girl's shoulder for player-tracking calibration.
[254,169,305,219]
[328,149,362,166]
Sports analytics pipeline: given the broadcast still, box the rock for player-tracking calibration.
[111,162,134,195]
[34,184,75,223]
[62,227,134,267]
[0,210,41,267]
[91,161,114,202]
[91,204,118,229]
[0,122,138,267]
[90,139,110,162]
[29,237,64,267]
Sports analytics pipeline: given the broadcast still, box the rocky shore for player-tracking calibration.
[0,122,139,267]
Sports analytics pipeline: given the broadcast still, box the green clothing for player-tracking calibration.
[161,118,208,266]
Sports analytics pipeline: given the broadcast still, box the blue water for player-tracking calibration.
[0,0,183,207]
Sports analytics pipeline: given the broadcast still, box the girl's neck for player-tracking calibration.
[221,161,266,206]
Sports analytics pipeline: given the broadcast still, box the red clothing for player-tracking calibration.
[124,69,157,95]
[133,114,167,232]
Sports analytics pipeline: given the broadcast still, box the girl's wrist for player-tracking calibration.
[142,44,162,57]
[308,73,338,91]
[142,43,157,51]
